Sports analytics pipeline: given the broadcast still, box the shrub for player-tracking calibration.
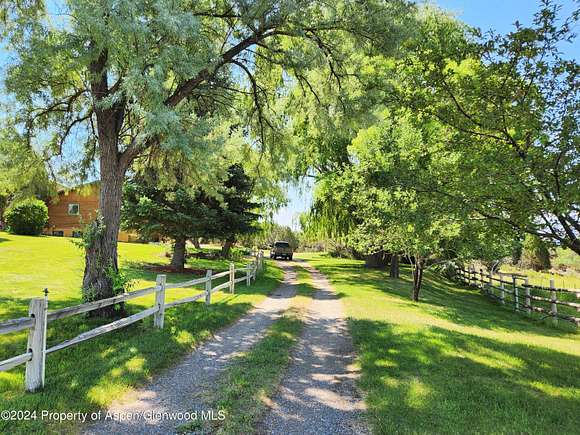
[5,199,48,236]
[520,234,551,271]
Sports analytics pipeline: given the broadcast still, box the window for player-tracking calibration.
[52,230,64,237]
[274,242,290,248]
[68,203,80,215]
[72,230,83,238]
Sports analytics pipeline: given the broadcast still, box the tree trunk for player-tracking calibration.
[364,251,389,268]
[192,237,201,249]
[412,257,425,302]
[221,238,234,258]
[81,48,132,317]
[0,195,7,229]
[171,236,187,270]
[389,254,400,278]
[81,155,125,316]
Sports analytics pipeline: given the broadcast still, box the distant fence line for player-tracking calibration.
[0,251,265,392]
[456,266,580,327]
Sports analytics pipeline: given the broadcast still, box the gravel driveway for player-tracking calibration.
[258,262,369,435]
[83,263,298,435]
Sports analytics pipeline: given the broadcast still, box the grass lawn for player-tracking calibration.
[0,232,283,434]
[299,253,580,435]
[499,263,580,289]
[497,247,580,289]
[555,247,580,271]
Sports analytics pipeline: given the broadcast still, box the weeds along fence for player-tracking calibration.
[0,252,265,392]
[456,266,580,327]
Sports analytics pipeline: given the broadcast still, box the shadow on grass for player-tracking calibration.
[122,259,235,285]
[352,319,580,434]
[317,263,576,337]
[122,261,192,284]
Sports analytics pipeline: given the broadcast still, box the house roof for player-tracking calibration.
[56,180,100,195]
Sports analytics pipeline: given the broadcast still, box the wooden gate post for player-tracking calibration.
[154,274,166,329]
[512,276,519,311]
[229,262,235,294]
[205,270,212,305]
[500,280,505,305]
[25,296,48,392]
[550,279,558,326]
[488,270,493,296]
[524,278,531,316]
[246,265,251,286]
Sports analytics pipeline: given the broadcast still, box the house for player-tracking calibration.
[44,182,137,242]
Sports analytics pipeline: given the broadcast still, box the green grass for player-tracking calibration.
[299,253,580,435]
[496,248,580,289]
[0,232,283,434]
[499,264,580,289]
[0,232,243,320]
[178,315,303,435]
[554,247,580,271]
[178,266,314,435]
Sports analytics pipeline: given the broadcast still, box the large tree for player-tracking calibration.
[121,179,217,270]
[122,164,260,268]
[2,0,413,308]
[0,127,54,225]
[304,108,518,300]
[345,112,517,300]
[388,1,580,254]
[215,164,260,257]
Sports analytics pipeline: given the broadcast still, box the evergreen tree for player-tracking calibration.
[215,165,260,257]
[121,180,217,270]
[122,164,259,268]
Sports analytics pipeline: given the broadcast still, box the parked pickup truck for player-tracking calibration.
[270,241,293,260]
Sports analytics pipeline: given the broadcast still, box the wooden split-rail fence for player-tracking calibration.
[457,266,580,327]
[0,251,265,392]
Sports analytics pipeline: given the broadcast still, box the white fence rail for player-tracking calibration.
[0,251,265,392]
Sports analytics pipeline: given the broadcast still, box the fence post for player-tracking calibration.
[488,270,493,296]
[205,270,212,305]
[479,269,485,291]
[246,264,251,286]
[550,278,558,326]
[229,262,235,294]
[252,260,257,281]
[25,296,48,392]
[500,279,505,305]
[512,276,519,311]
[154,274,166,329]
[524,277,531,316]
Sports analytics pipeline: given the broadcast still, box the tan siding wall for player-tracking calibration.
[45,185,139,242]
[46,188,99,235]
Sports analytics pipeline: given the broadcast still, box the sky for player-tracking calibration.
[272,0,580,230]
